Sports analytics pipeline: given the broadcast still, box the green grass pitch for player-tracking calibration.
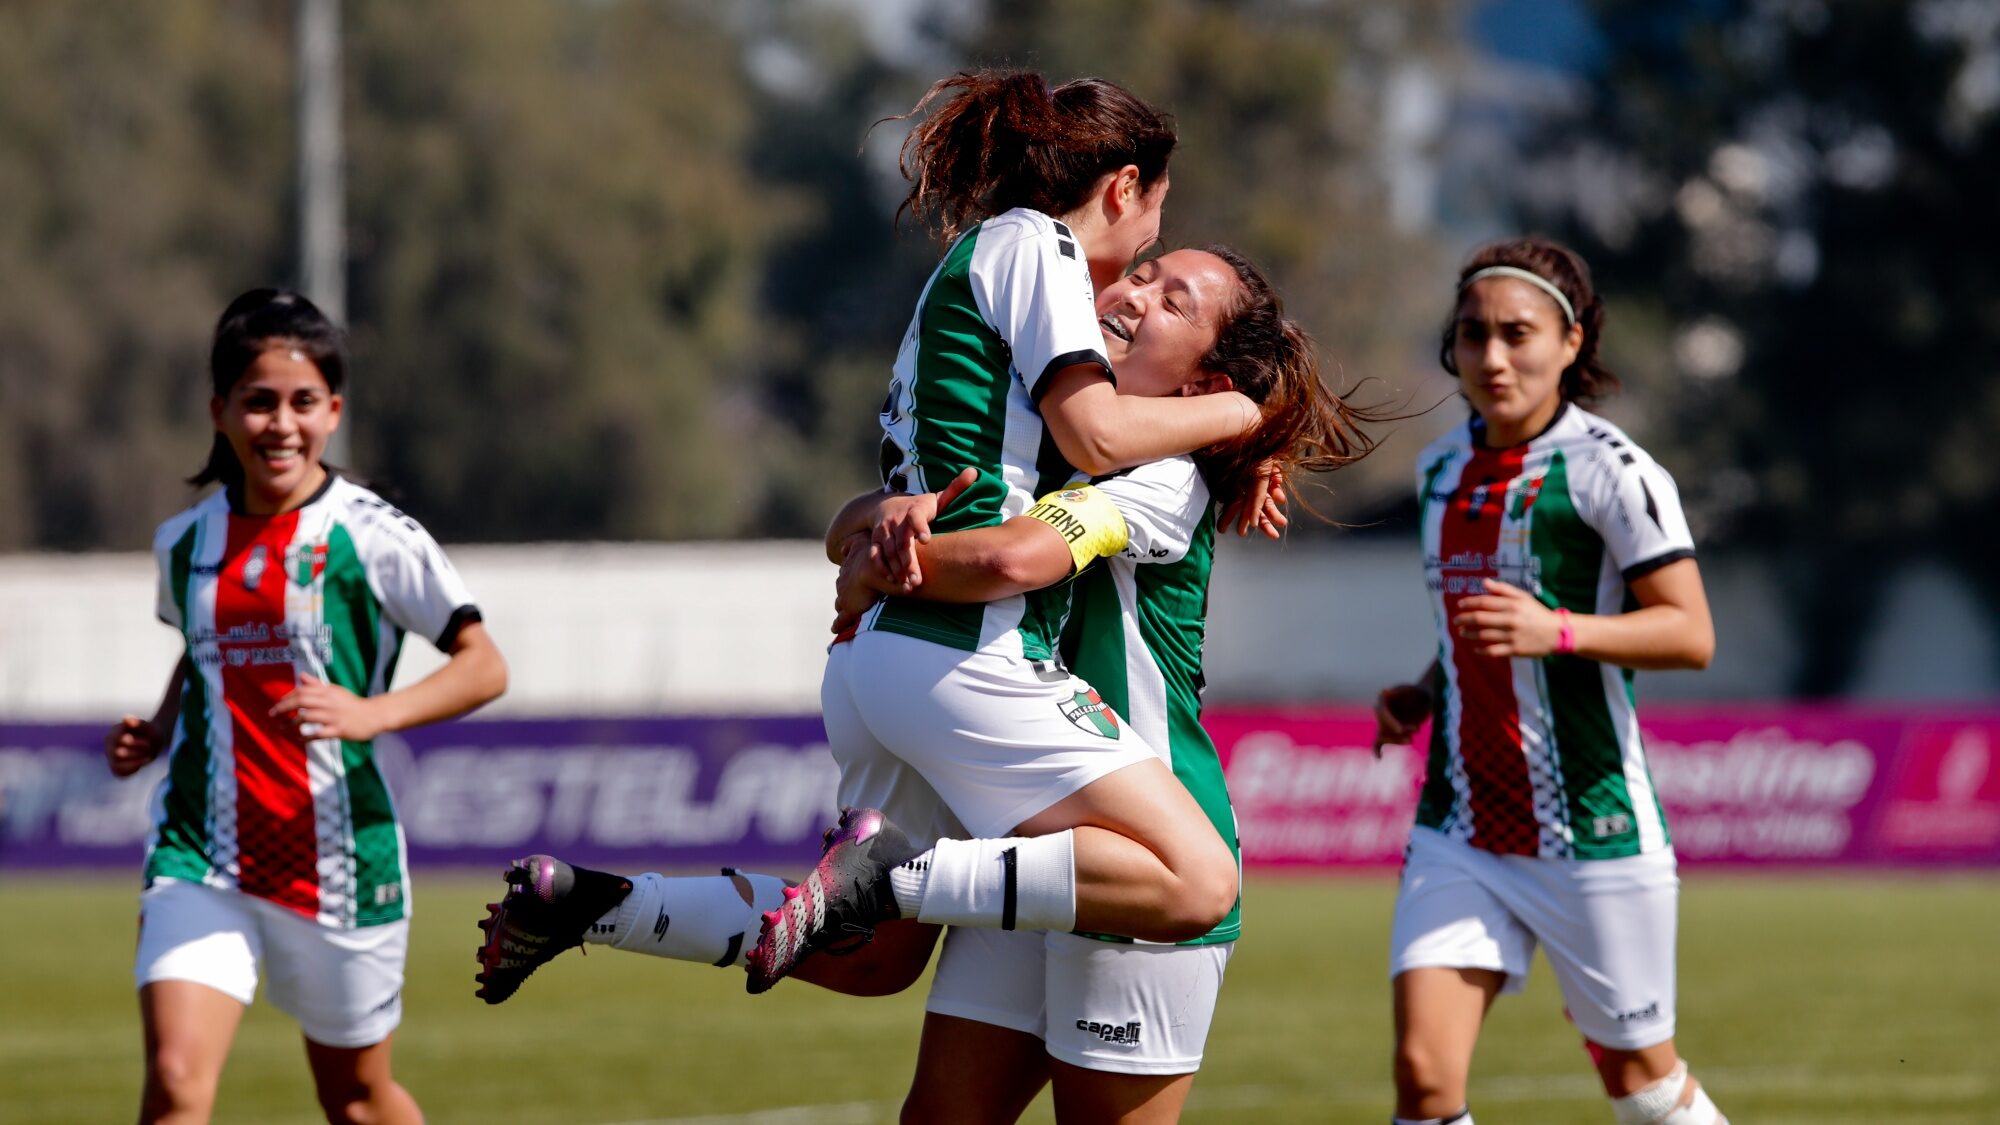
[3,872,1994,1123]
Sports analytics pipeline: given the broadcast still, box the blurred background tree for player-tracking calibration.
[1507,0,2000,693]
[1,0,1990,694]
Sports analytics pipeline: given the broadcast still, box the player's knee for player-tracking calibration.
[1608,1061,1723,1125]
[1392,1038,1464,1106]
[1147,864,1235,942]
[1164,840,1239,937]
[1189,858,1240,932]
[143,1047,220,1115]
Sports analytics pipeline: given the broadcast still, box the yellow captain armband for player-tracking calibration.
[1023,484,1129,575]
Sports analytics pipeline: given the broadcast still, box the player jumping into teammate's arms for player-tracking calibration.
[473,243,1386,1125]
[1371,238,1727,1125]
[479,66,1254,997]
[822,244,1383,1124]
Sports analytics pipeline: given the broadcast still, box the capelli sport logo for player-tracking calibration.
[1076,1019,1142,1046]
[241,545,269,590]
[1060,687,1119,739]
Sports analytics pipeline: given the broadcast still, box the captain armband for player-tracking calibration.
[1023,485,1129,575]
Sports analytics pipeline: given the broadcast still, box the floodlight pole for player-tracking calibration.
[297,0,349,465]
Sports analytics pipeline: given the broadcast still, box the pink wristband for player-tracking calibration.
[1554,607,1576,655]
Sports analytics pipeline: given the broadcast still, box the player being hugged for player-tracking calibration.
[106,289,507,1125]
[1372,239,1726,1125]
[474,69,1284,1018]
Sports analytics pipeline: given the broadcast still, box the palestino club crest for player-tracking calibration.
[289,542,329,586]
[1507,470,1549,521]
[1061,686,1120,739]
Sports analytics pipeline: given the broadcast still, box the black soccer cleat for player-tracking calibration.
[475,854,632,1005]
[745,807,918,994]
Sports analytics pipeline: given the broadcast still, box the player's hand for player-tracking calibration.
[831,534,893,634]
[104,715,167,777]
[270,676,384,743]
[1221,460,1289,539]
[1371,684,1431,759]
[1452,578,1563,658]
[873,467,978,588]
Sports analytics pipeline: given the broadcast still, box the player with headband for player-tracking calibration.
[1371,238,1728,1125]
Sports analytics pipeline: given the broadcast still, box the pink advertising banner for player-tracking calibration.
[1209,707,2000,868]
[4,708,1996,870]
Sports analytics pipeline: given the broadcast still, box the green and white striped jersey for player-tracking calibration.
[1414,404,1695,860]
[148,475,479,928]
[865,207,1111,661]
[1062,456,1240,945]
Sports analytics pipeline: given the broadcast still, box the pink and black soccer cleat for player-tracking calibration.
[475,854,632,1005]
[745,807,918,994]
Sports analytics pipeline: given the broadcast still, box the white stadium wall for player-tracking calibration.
[1,541,1991,719]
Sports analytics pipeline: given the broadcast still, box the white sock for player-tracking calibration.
[1393,1111,1472,1125]
[582,869,787,967]
[888,831,1076,932]
[1611,1061,1721,1125]
[1667,1086,1721,1125]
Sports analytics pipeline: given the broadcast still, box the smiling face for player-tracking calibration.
[1095,248,1241,399]
[1450,276,1583,445]
[211,346,342,514]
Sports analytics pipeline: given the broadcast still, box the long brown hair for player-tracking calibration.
[1192,245,1391,511]
[889,70,1176,248]
[1440,237,1618,403]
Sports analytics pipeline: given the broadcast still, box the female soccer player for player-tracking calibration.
[475,69,1272,1006]
[106,289,507,1125]
[1370,239,1727,1125]
[838,245,1381,1125]
[748,68,1296,986]
[473,246,1378,1125]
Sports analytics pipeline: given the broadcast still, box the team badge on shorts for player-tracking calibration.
[1061,687,1119,738]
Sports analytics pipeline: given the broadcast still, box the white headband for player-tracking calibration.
[1462,266,1575,325]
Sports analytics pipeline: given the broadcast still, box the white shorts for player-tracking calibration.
[926,927,1232,1075]
[135,878,408,1048]
[822,631,1159,839]
[1389,826,1679,1050]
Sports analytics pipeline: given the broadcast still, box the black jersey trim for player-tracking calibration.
[1032,350,1114,403]
[437,604,484,651]
[1470,401,1571,450]
[225,469,339,517]
[1621,548,1695,583]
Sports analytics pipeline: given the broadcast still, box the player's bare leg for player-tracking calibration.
[1013,758,1239,943]
[303,1034,422,1125]
[901,1012,1049,1125]
[137,980,247,1125]
[1391,966,1502,1122]
[1049,1060,1195,1125]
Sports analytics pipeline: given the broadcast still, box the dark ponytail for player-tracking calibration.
[190,288,346,488]
[1192,245,1395,513]
[889,70,1176,248]
[1440,237,1617,403]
